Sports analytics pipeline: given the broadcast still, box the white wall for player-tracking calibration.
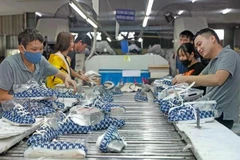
[85,55,168,72]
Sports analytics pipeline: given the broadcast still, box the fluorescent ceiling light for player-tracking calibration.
[35,12,42,17]
[142,16,149,27]
[192,0,196,3]
[222,8,231,14]
[107,37,112,42]
[146,0,154,16]
[69,2,87,19]
[138,38,143,42]
[178,10,184,15]
[86,18,98,28]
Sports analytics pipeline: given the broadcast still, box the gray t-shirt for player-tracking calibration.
[201,45,240,122]
[0,53,58,94]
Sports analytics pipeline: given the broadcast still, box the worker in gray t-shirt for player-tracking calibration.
[173,28,240,129]
[0,29,77,103]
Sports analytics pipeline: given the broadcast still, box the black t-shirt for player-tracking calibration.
[183,62,206,76]
[183,62,206,94]
[68,51,76,70]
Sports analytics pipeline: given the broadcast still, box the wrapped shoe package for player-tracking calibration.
[134,89,148,102]
[96,125,127,153]
[27,117,60,146]
[13,79,57,99]
[2,103,36,126]
[24,140,87,159]
[168,100,217,123]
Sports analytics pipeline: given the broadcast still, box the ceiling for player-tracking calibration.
[0,0,240,33]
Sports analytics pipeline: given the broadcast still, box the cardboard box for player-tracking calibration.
[148,65,169,78]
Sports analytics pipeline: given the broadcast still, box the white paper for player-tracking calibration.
[122,70,141,77]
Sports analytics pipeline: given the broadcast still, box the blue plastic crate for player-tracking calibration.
[99,69,150,85]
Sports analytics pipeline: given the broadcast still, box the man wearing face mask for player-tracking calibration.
[0,29,77,102]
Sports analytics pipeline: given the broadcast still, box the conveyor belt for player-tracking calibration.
[0,92,196,160]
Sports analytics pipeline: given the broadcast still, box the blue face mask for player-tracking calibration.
[23,50,42,64]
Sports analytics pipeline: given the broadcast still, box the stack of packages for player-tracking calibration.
[1,78,82,126]
[153,76,218,124]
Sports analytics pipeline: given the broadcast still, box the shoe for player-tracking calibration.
[24,140,87,159]
[96,125,127,153]
[27,125,60,146]
[93,116,125,131]
[58,117,93,134]
[2,104,35,126]
[23,101,56,117]
[159,96,183,114]
[14,86,56,99]
[56,90,82,99]
[112,87,123,96]
[102,93,114,103]
[168,101,217,123]
[134,90,148,102]
[104,81,115,90]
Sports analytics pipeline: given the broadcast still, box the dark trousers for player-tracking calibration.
[215,113,234,129]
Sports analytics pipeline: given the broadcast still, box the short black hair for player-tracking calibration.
[177,42,199,59]
[74,34,91,46]
[194,28,220,44]
[18,29,44,48]
[55,31,74,52]
[179,30,194,41]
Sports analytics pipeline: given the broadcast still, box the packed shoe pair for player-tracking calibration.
[25,139,87,159]
[14,86,56,99]
[134,89,148,102]
[27,124,60,146]
[2,104,35,126]
[55,90,82,99]
[96,125,127,153]
[91,98,126,114]
[168,101,217,123]
[159,96,183,114]
[59,114,125,135]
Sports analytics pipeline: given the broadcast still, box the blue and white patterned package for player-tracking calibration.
[22,100,56,117]
[159,96,183,114]
[93,116,125,131]
[96,125,127,153]
[2,104,36,126]
[27,125,60,146]
[134,90,148,102]
[55,90,82,99]
[59,115,125,134]
[168,101,217,123]
[14,86,57,99]
[24,140,87,159]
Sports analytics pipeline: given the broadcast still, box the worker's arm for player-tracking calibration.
[0,89,13,102]
[172,70,230,87]
[70,68,89,82]
[55,71,77,91]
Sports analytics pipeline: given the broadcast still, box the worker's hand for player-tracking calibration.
[78,70,85,75]
[64,75,77,92]
[172,74,186,85]
[80,75,90,82]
